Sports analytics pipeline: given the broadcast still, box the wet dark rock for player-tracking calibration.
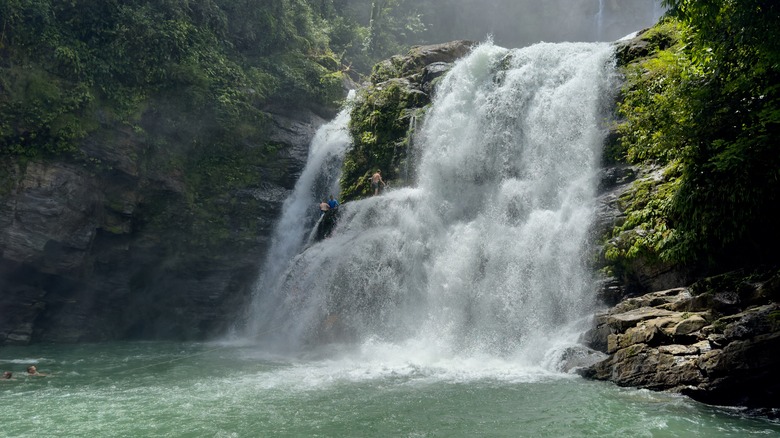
[582,273,780,409]
[556,345,608,373]
[595,276,626,306]
[614,37,651,66]
[316,208,341,241]
[0,104,325,345]
[421,62,452,87]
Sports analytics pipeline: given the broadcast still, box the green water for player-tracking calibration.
[1,342,778,437]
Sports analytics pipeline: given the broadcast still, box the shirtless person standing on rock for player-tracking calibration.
[371,170,385,196]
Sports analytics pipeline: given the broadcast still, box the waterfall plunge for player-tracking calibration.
[250,42,616,369]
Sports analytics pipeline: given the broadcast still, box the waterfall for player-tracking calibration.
[246,97,353,335]
[595,0,605,41]
[250,42,616,368]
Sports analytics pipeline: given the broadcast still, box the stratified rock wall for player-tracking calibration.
[0,109,326,345]
[581,272,780,409]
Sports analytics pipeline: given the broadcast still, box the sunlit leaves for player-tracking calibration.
[612,2,780,270]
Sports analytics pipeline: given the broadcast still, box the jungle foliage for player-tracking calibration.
[607,0,780,274]
[0,0,348,158]
[0,0,440,253]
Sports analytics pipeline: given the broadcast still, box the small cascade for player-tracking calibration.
[245,95,353,335]
[303,214,324,248]
[595,0,605,41]
[249,42,617,369]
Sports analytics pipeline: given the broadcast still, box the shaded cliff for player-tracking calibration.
[0,102,331,345]
[0,1,344,344]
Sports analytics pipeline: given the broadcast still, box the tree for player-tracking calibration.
[614,1,780,269]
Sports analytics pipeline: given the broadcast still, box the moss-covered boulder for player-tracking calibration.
[341,41,475,201]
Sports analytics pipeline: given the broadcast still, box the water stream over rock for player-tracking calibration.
[248,42,617,370]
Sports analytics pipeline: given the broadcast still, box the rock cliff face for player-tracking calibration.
[0,107,327,345]
[593,163,691,302]
[581,30,780,411]
[581,272,780,410]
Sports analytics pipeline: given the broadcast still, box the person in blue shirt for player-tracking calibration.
[327,195,339,210]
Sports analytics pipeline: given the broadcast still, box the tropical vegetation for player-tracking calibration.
[2,0,778,274]
[605,0,780,278]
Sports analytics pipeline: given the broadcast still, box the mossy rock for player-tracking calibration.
[614,20,683,66]
[340,41,475,202]
[340,80,426,201]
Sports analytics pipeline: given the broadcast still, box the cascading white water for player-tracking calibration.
[251,42,616,369]
[246,98,353,335]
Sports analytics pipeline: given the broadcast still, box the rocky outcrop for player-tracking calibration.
[370,40,476,84]
[0,108,325,345]
[592,161,691,302]
[581,271,780,409]
[342,40,476,200]
[614,26,676,67]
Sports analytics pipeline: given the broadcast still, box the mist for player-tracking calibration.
[418,0,665,47]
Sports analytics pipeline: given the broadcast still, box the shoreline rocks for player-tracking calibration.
[580,272,780,410]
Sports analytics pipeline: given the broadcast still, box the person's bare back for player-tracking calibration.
[371,170,385,196]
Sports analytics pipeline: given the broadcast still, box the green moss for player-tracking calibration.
[370,57,403,83]
[0,64,95,157]
[608,7,780,271]
[710,318,727,333]
[641,20,683,53]
[102,224,128,235]
[601,18,692,275]
[603,165,682,268]
[341,79,426,201]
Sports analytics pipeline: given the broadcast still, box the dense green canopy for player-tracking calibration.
[608,0,780,274]
[0,0,350,158]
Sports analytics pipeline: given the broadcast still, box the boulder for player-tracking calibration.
[582,275,780,409]
[371,40,476,83]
